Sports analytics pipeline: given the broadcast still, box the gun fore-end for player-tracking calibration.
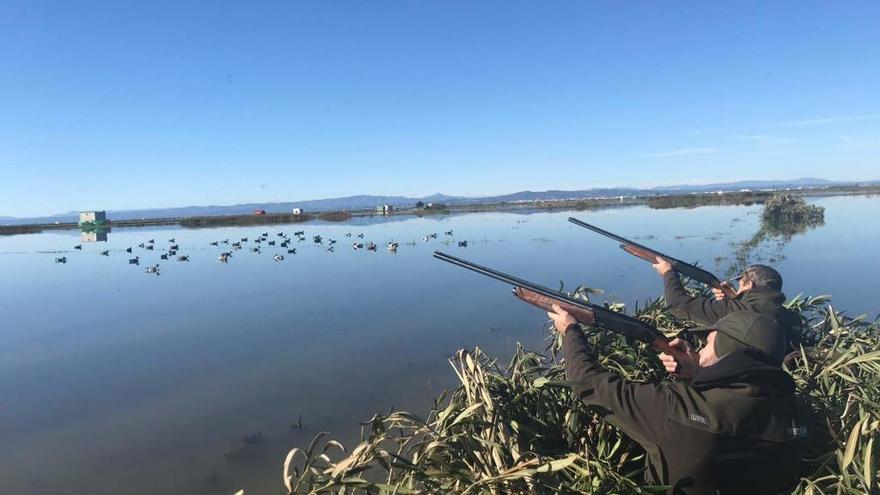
[620,243,660,263]
[513,287,596,326]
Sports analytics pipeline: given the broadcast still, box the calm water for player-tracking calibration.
[1,195,878,494]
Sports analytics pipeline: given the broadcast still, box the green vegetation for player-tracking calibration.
[267,289,878,494]
[179,213,315,227]
[648,191,771,209]
[728,194,826,276]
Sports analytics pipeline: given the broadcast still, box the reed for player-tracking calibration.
[262,289,879,494]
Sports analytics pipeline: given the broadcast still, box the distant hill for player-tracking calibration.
[2,177,875,225]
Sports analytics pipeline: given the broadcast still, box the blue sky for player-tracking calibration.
[1,1,879,217]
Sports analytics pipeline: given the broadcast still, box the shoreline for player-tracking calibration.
[2,184,877,236]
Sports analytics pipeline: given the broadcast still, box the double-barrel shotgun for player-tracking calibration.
[568,217,729,291]
[433,251,684,358]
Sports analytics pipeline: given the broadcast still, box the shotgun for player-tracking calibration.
[568,217,726,290]
[433,251,683,356]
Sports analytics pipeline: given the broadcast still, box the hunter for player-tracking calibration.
[548,303,805,494]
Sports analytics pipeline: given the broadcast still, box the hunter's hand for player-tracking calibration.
[659,338,700,379]
[547,304,577,334]
[712,281,736,301]
[652,256,673,276]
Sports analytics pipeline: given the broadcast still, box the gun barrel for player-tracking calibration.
[567,217,722,288]
[432,251,667,345]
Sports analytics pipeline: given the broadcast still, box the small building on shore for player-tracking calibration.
[254,209,266,216]
[292,208,303,215]
[79,211,106,225]
[377,204,394,214]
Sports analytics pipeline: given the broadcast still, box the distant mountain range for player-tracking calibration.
[3,177,877,225]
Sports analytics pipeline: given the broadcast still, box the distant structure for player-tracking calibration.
[79,211,106,226]
[292,208,303,215]
[376,204,394,214]
[254,209,266,216]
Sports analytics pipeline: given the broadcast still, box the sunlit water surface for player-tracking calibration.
[0,195,877,494]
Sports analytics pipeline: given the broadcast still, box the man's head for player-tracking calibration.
[733,264,783,295]
[694,311,787,365]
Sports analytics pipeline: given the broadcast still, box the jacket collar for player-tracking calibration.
[691,349,794,394]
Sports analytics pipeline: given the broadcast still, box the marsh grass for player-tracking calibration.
[259,286,880,494]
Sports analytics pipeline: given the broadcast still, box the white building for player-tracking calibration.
[292,208,304,215]
[79,211,106,223]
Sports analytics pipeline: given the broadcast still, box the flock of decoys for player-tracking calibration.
[52,229,468,274]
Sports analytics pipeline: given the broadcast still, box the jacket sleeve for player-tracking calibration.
[662,271,743,325]
[562,326,668,448]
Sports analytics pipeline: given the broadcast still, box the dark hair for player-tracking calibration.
[742,264,783,291]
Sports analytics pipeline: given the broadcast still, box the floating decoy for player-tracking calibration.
[128,257,140,264]
[170,244,179,250]
[99,250,110,256]
[177,255,189,262]
[138,243,145,248]
[291,414,304,431]
[387,242,398,252]
[147,239,155,244]
[125,247,132,253]
[168,238,175,243]
[430,233,437,239]
[313,235,322,243]
[55,256,67,263]
[287,248,296,254]
[293,231,304,236]
[445,230,454,236]
[73,245,82,250]
[168,250,177,256]
[273,254,284,262]
[345,232,352,237]
[327,246,335,252]
[261,232,268,237]
[421,235,429,242]
[458,240,468,247]
[145,245,154,251]
[242,432,263,444]
[357,233,364,238]
[251,247,260,253]
[145,264,160,274]
[210,241,219,246]
[160,253,168,260]
[280,241,289,248]
[366,242,377,251]
[277,232,285,237]
[241,237,248,242]
[221,239,229,244]
[268,240,275,246]
[353,242,363,250]
[328,239,336,245]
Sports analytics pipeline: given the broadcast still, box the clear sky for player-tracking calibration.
[1,1,879,217]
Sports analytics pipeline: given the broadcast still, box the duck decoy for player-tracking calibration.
[210,241,219,246]
[326,246,335,252]
[273,254,284,262]
[291,415,304,431]
[241,237,248,242]
[445,230,454,236]
[147,239,155,244]
[125,247,132,253]
[128,257,140,264]
[168,250,177,256]
[99,250,110,256]
[277,232,285,237]
[287,248,296,254]
[313,235,322,243]
[73,245,82,250]
[421,235,429,242]
[357,233,364,238]
[177,255,189,262]
[328,239,336,245]
[430,233,437,239]
[353,242,363,250]
[160,253,168,260]
[55,256,68,263]
[145,264,160,274]
[168,238,175,243]
[221,239,229,244]
[268,240,275,246]
[218,253,231,263]
[345,232,352,237]
[145,245,154,251]
[170,244,179,250]
[293,231,304,236]
[366,242,377,251]
[387,242,398,252]
[458,240,468,247]
[251,247,260,253]
[138,243,145,248]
